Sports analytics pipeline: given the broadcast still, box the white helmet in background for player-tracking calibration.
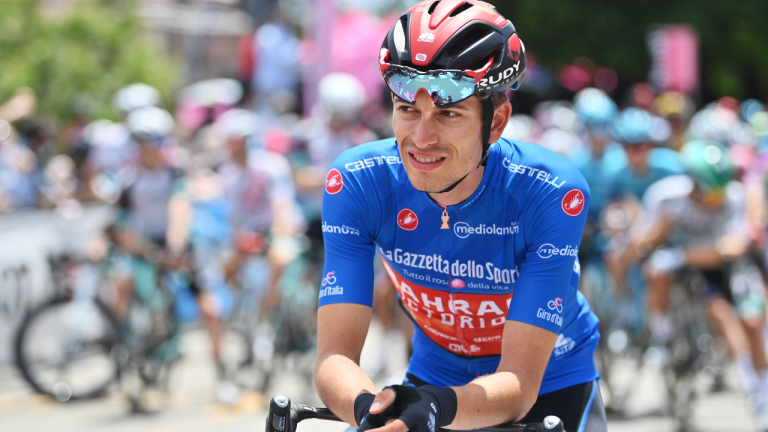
[318,73,365,122]
[126,106,175,140]
[112,83,161,115]
[215,108,260,140]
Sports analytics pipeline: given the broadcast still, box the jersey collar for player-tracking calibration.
[418,140,500,214]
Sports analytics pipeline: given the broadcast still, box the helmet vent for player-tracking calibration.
[449,2,473,17]
[394,16,408,54]
[427,1,441,15]
[442,24,495,59]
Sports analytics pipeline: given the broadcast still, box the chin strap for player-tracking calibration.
[433,97,495,193]
[478,96,495,167]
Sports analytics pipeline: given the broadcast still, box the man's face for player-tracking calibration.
[392,93,484,193]
[138,140,161,169]
[624,142,651,172]
[226,136,248,158]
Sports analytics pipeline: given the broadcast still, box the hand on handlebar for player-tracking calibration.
[357,385,457,432]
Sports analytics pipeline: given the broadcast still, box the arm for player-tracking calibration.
[314,303,377,426]
[447,321,557,429]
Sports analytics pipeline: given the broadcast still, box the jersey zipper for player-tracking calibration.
[441,204,471,363]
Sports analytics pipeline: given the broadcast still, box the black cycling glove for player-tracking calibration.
[357,384,458,432]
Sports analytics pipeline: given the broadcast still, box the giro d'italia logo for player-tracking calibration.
[548,297,563,313]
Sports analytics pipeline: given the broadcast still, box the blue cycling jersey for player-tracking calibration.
[319,137,600,395]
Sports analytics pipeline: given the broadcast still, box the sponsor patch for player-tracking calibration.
[553,334,575,356]
[454,221,519,239]
[562,189,585,216]
[415,53,428,62]
[322,222,360,236]
[380,259,513,357]
[397,209,419,231]
[325,169,343,194]
[536,244,578,259]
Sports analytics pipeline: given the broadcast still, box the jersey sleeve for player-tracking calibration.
[318,163,378,308]
[506,182,590,334]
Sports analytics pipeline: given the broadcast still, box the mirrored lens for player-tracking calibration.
[385,68,477,106]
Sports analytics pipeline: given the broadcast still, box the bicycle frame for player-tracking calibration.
[265,395,564,432]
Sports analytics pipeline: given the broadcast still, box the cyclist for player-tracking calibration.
[608,107,684,203]
[314,2,605,431]
[610,140,768,428]
[110,106,191,322]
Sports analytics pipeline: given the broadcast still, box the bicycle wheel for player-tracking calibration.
[14,296,122,401]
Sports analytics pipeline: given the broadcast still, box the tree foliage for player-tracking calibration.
[0,0,177,123]
[497,0,768,100]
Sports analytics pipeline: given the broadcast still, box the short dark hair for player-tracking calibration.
[480,91,509,110]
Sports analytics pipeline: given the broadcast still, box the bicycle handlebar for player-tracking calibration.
[265,395,565,432]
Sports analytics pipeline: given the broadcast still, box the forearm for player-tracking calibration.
[684,246,727,269]
[447,371,535,430]
[314,353,376,426]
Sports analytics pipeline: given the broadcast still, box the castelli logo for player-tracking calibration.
[397,209,419,231]
[415,53,428,62]
[325,169,343,195]
[561,189,585,216]
[450,279,466,289]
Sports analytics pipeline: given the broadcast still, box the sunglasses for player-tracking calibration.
[379,49,493,107]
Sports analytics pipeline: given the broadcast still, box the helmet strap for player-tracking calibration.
[478,97,495,168]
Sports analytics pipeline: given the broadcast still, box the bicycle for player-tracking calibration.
[264,394,565,432]
[14,247,193,409]
[195,232,319,397]
[659,268,720,432]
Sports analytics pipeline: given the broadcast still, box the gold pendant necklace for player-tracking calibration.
[440,207,450,230]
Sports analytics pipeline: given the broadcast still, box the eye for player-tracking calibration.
[397,105,416,113]
[440,110,460,118]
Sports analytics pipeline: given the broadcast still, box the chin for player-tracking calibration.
[403,167,454,193]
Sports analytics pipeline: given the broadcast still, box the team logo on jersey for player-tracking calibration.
[397,209,419,231]
[548,297,564,313]
[561,189,585,216]
[450,278,465,289]
[325,169,343,194]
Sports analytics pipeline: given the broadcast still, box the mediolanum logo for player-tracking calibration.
[453,221,519,239]
[536,244,579,259]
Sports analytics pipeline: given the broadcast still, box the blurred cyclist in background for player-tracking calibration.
[570,88,621,251]
[609,107,684,204]
[609,140,768,428]
[296,72,375,261]
[110,106,191,322]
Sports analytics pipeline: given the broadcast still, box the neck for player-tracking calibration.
[428,165,486,207]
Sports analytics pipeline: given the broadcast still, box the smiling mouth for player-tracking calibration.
[410,153,445,164]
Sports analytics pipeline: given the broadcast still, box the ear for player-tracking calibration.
[489,101,512,144]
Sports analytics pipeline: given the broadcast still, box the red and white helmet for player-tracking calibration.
[381,0,526,94]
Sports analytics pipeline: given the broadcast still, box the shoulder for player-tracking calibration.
[327,138,409,196]
[493,138,589,199]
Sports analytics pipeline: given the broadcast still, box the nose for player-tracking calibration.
[411,93,439,149]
